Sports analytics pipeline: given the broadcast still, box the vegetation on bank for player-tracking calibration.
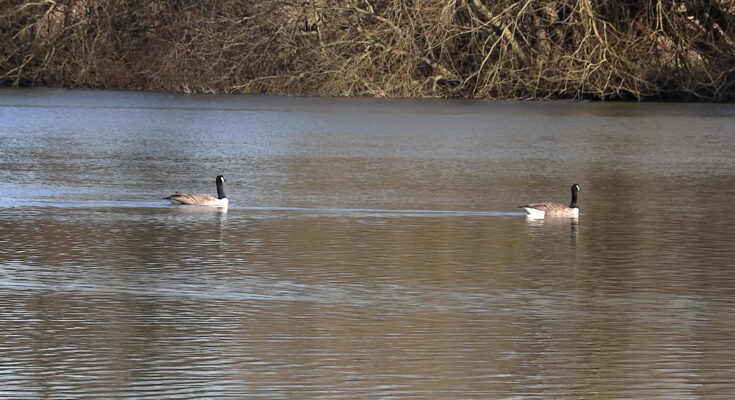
[2,0,734,100]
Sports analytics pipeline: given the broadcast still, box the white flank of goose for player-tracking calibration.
[521,184,580,218]
[164,175,228,207]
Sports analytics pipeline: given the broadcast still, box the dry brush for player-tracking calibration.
[2,0,734,100]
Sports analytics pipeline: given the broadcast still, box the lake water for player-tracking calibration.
[1,88,735,399]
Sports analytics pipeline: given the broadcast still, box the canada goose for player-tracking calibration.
[164,175,228,207]
[521,184,580,218]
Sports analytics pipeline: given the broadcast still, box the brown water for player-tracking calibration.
[1,88,735,399]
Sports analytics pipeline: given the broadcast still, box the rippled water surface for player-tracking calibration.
[2,89,735,399]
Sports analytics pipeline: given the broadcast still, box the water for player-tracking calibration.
[1,88,735,399]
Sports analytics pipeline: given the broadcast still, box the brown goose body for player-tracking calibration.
[165,175,228,207]
[521,184,580,218]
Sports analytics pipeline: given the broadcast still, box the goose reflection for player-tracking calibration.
[526,215,578,247]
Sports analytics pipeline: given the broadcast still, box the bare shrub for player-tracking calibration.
[2,0,733,100]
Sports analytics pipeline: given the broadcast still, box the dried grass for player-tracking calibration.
[2,0,734,100]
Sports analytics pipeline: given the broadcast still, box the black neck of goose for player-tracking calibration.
[570,188,578,208]
[216,179,226,199]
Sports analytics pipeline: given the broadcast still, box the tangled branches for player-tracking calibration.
[2,0,734,100]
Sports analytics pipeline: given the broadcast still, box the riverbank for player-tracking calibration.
[2,0,733,101]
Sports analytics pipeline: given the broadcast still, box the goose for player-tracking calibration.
[521,184,580,218]
[164,175,228,207]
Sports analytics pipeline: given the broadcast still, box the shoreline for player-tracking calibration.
[3,0,733,102]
